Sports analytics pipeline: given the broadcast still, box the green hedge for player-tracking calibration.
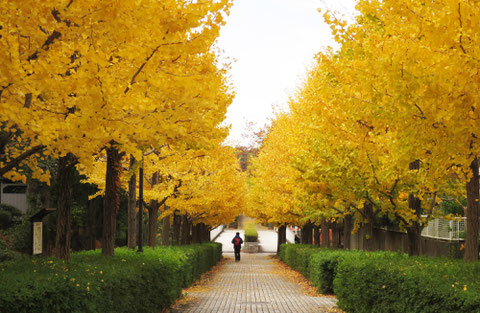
[244,228,258,242]
[335,255,480,313]
[0,242,222,313]
[244,222,258,242]
[278,244,480,312]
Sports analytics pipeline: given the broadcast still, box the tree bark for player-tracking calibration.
[331,221,340,249]
[301,221,313,244]
[192,223,200,243]
[343,214,352,250]
[172,211,181,245]
[203,226,211,243]
[321,220,330,248]
[314,225,320,246]
[147,172,159,248]
[187,220,193,244]
[181,215,189,245]
[162,214,170,246]
[137,163,144,252]
[198,223,206,243]
[465,157,480,262]
[55,153,77,260]
[127,157,137,249]
[405,160,423,256]
[406,194,423,256]
[148,201,159,247]
[102,146,123,256]
[363,203,375,252]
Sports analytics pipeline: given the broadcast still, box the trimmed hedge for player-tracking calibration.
[244,222,258,242]
[278,244,480,313]
[244,228,258,242]
[335,255,480,313]
[0,242,222,313]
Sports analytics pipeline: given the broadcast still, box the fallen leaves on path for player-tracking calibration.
[269,256,345,312]
[168,256,231,312]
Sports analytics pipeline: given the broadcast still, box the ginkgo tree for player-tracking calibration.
[248,0,479,260]
[0,0,234,258]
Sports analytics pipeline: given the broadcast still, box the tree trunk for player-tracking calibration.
[199,223,206,243]
[147,172,159,248]
[314,225,320,246]
[301,221,313,244]
[331,221,340,249]
[405,160,423,256]
[162,215,170,246]
[181,215,190,245]
[172,211,181,245]
[148,201,159,247]
[344,214,352,250]
[186,221,192,244]
[321,220,330,248]
[137,163,144,252]
[277,224,286,252]
[55,153,77,260]
[363,203,375,252]
[102,146,123,257]
[465,157,480,262]
[127,157,137,249]
[406,194,423,256]
[192,223,200,243]
[204,226,211,243]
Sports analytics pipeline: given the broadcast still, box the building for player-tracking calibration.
[0,179,28,214]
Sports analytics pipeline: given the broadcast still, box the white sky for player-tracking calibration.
[218,0,358,146]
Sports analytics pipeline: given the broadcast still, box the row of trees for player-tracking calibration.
[248,0,480,261]
[0,0,245,259]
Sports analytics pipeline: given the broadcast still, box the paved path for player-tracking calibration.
[170,253,337,313]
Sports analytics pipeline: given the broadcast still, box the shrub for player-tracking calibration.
[5,217,32,253]
[279,244,480,313]
[0,238,14,262]
[244,221,258,242]
[334,255,480,313]
[0,204,23,229]
[0,242,222,313]
[309,249,355,294]
[244,228,258,242]
[279,244,319,277]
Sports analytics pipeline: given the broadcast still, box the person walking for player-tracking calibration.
[231,232,244,262]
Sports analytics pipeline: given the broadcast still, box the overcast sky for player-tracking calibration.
[217,0,358,146]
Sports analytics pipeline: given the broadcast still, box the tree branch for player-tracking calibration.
[0,144,45,176]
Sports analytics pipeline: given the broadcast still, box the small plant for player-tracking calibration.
[0,238,14,262]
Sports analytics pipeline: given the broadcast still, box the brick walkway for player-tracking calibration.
[170,253,337,313]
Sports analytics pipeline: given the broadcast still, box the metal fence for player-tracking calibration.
[421,217,466,241]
